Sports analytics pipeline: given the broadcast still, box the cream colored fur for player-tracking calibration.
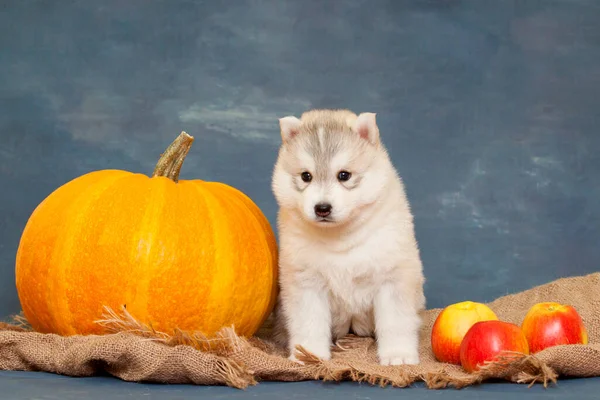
[271,109,425,366]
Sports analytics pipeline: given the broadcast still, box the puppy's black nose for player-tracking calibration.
[314,203,332,217]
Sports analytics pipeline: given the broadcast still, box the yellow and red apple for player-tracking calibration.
[431,301,499,364]
[521,302,588,353]
[459,320,530,373]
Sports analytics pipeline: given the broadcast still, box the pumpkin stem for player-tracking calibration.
[152,131,194,183]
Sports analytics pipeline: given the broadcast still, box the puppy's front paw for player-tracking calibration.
[378,348,420,366]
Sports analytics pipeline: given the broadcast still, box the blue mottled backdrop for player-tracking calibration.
[1,0,599,319]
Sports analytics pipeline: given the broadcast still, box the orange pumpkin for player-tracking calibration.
[15,132,278,337]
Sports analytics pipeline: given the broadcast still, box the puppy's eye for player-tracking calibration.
[301,171,312,182]
[337,171,351,182]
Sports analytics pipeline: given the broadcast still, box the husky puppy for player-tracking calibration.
[270,109,425,366]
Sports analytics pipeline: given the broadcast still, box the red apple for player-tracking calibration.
[459,320,529,373]
[431,301,499,364]
[521,302,588,353]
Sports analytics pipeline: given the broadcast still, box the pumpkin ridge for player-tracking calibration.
[143,179,214,333]
[202,183,257,334]
[65,173,154,334]
[174,181,215,331]
[120,175,171,326]
[185,181,238,336]
[207,182,278,256]
[15,170,124,333]
[203,182,278,334]
[49,171,134,335]
[214,182,279,318]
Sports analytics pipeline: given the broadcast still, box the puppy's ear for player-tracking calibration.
[352,112,379,144]
[279,116,302,143]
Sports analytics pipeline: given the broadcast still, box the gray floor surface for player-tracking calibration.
[1,371,598,399]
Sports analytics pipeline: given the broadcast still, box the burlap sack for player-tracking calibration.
[1,272,598,389]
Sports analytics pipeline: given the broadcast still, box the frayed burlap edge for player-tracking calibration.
[15,305,562,390]
[293,346,557,390]
[0,306,560,390]
[4,271,600,389]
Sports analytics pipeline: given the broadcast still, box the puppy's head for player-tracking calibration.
[271,109,392,228]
